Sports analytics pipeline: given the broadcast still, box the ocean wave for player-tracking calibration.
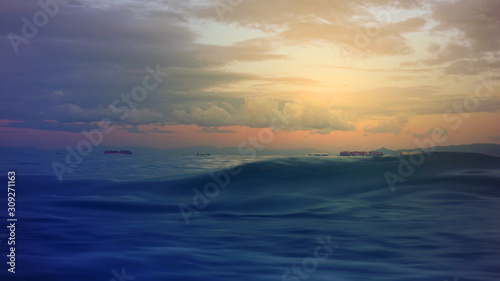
[11,152,500,280]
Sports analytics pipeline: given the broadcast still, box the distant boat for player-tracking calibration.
[308,153,328,156]
[196,153,210,156]
[104,150,132,155]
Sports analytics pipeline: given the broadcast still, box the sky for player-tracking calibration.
[1,0,499,152]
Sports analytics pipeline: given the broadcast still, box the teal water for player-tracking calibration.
[1,152,499,280]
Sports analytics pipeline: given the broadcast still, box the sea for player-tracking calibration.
[0,150,499,281]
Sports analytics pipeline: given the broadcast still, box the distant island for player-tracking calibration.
[370,143,500,157]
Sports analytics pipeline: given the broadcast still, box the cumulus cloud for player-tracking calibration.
[173,105,234,127]
[282,98,355,133]
[2,0,499,137]
[51,104,115,123]
[125,108,164,125]
[0,1,315,132]
[171,97,355,134]
[364,114,409,135]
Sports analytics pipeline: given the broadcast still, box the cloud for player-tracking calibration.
[322,64,438,73]
[432,0,500,53]
[173,105,234,127]
[125,126,174,134]
[172,97,355,133]
[0,1,315,132]
[282,98,355,133]
[443,59,500,75]
[411,41,500,75]
[170,82,500,132]
[427,43,440,54]
[385,75,419,81]
[193,38,289,66]
[157,67,319,92]
[49,104,163,125]
[364,114,409,135]
[125,108,164,125]
[396,0,500,76]
[422,43,474,66]
[413,127,449,140]
[153,128,175,134]
[0,119,24,127]
[2,0,498,138]
[189,0,426,57]
[197,127,236,134]
[51,103,115,123]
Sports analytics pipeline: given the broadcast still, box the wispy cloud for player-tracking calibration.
[197,127,236,134]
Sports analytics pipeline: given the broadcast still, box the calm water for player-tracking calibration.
[1,151,500,280]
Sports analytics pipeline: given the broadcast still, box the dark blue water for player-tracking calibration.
[1,152,500,280]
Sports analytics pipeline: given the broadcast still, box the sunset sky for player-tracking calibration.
[1,0,499,151]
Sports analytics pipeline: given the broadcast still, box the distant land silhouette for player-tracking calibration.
[1,143,500,156]
[371,143,500,156]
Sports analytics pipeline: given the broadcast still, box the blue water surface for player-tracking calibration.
[0,151,499,281]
